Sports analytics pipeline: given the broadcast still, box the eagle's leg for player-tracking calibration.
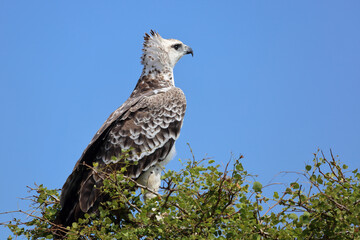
[137,164,162,201]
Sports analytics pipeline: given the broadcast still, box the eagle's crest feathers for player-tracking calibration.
[141,30,192,70]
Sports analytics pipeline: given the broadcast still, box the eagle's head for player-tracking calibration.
[141,30,193,70]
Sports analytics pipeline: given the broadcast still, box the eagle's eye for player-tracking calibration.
[172,44,182,51]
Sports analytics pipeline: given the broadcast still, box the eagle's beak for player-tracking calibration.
[185,46,194,57]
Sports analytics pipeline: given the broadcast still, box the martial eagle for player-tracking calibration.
[56,30,192,227]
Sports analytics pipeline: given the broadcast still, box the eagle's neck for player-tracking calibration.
[131,65,174,98]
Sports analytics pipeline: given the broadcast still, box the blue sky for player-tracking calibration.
[1,1,360,237]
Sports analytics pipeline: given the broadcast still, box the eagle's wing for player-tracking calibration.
[97,87,187,177]
[59,87,186,222]
[60,91,151,209]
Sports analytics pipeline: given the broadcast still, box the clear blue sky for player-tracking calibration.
[1,1,360,237]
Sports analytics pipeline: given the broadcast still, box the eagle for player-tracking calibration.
[55,30,193,228]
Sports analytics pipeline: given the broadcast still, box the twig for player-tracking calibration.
[261,191,287,218]
[187,143,196,163]
[124,176,161,197]
[0,209,69,236]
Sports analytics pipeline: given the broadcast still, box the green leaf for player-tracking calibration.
[273,191,279,199]
[252,181,262,192]
[291,182,299,189]
[305,165,312,171]
[310,175,316,182]
[236,163,244,171]
[289,213,298,220]
[72,222,78,229]
[317,176,323,184]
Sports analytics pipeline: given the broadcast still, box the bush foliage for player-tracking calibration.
[2,150,360,239]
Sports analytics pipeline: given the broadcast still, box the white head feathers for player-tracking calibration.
[141,30,193,70]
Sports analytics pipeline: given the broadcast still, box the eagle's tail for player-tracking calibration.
[52,195,84,238]
[52,166,103,238]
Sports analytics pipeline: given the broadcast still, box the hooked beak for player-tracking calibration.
[185,46,194,57]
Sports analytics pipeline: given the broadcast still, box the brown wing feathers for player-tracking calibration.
[56,88,186,227]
